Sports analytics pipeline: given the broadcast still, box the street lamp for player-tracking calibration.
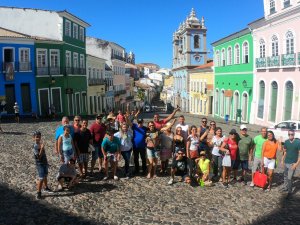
[242,80,247,88]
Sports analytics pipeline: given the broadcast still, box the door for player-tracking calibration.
[5,84,15,114]
[209,96,213,114]
[39,89,50,116]
[269,82,278,122]
[284,81,293,121]
[75,93,80,115]
[21,83,32,113]
[242,93,248,122]
[233,92,239,120]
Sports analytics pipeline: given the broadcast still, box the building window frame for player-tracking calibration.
[234,44,240,64]
[227,46,232,65]
[242,41,249,64]
[36,48,47,67]
[259,39,266,58]
[79,27,84,41]
[271,35,279,56]
[73,23,78,39]
[65,19,71,37]
[285,31,294,54]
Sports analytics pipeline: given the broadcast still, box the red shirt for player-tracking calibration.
[89,122,106,146]
[154,119,167,130]
[224,138,238,160]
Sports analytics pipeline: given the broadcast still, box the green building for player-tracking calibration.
[212,28,253,123]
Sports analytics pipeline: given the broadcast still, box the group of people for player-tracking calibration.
[32,106,300,200]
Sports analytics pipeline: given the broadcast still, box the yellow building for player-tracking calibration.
[160,75,174,104]
[189,62,214,116]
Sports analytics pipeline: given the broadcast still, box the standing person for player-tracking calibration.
[146,121,160,178]
[153,107,180,130]
[32,131,52,199]
[198,118,210,153]
[54,117,74,156]
[159,122,175,174]
[250,127,267,187]
[281,129,300,197]
[90,114,106,173]
[58,126,76,164]
[74,119,92,178]
[210,127,225,181]
[102,129,121,180]
[73,116,81,134]
[238,125,254,185]
[175,115,189,141]
[168,149,191,185]
[132,118,147,175]
[114,123,133,178]
[261,131,282,191]
[219,129,239,186]
[186,125,200,177]
[207,121,217,146]
[116,110,125,129]
[173,127,185,155]
[13,102,20,123]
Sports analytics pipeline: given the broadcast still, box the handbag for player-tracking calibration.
[219,143,228,156]
[222,154,231,167]
[253,171,267,188]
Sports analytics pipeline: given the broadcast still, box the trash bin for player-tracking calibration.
[225,115,229,124]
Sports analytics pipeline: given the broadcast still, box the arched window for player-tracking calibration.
[215,89,219,115]
[227,47,232,65]
[259,39,265,58]
[257,81,265,119]
[216,50,220,67]
[221,49,226,66]
[194,35,199,49]
[235,44,240,64]
[233,91,239,120]
[271,35,279,56]
[243,42,249,63]
[269,81,278,122]
[286,31,294,54]
[284,81,293,120]
[220,90,225,116]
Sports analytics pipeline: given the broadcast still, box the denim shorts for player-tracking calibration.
[63,149,74,164]
[92,146,104,161]
[239,160,249,170]
[146,148,158,159]
[231,160,239,170]
[36,164,48,180]
[78,153,89,163]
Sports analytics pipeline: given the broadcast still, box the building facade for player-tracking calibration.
[212,28,253,123]
[161,75,174,104]
[189,62,214,116]
[172,8,208,112]
[0,28,37,116]
[250,0,300,126]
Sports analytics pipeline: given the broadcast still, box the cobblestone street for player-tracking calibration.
[0,115,299,225]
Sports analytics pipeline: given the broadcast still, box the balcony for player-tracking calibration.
[49,66,60,75]
[64,67,85,75]
[267,55,280,68]
[281,53,296,67]
[111,54,126,61]
[114,90,126,96]
[256,58,267,68]
[126,96,134,101]
[36,66,49,75]
[88,78,105,86]
[18,62,32,71]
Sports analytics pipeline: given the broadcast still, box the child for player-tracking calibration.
[33,131,52,199]
[195,151,212,186]
[58,125,76,164]
[56,158,78,190]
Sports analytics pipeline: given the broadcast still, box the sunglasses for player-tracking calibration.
[242,129,247,131]
[177,153,183,155]
[202,121,207,123]
[96,117,101,120]
[210,123,216,126]
[288,133,295,136]
[74,119,80,121]
[149,125,154,127]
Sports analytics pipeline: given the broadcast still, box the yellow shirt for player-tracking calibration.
[198,158,210,174]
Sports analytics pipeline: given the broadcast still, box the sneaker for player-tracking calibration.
[222,183,228,188]
[168,178,174,185]
[250,182,255,187]
[103,176,108,181]
[42,187,53,193]
[113,175,119,180]
[36,192,42,200]
[57,184,63,192]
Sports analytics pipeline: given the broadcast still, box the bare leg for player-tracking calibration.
[153,158,158,177]
[37,179,43,192]
[147,158,153,178]
[104,159,109,177]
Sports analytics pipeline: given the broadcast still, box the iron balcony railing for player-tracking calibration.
[111,54,126,61]
[64,67,85,75]
[281,53,296,67]
[88,78,105,86]
[267,55,280,68]
[298,52,300,66]
[256,57,267,68]
[17,62,32,71]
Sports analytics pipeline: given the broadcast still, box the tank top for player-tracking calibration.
[174,137,185,149]
[263,141,278,159]
[61,134,73,151]
[188,135,199,151]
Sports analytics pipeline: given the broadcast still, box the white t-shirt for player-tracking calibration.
[176,123,189,141]
[14,105,19,113]
[212,135,225,156]
[187,135,199,151]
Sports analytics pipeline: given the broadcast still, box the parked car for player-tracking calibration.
[268,120,300,141]
[144,105,151,113]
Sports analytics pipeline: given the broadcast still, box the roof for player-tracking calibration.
[194,62,214,69]
[248,17,265,26]
[211,28,250,46]
[125,63,137,69]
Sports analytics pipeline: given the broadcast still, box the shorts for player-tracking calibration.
[239,160,249,170]
[36,164,48,180]
[105,152,117,162]
[15,113,19,117]
[160,148,172,161]
[264,157,276,170]
[231,160,239,170]
[63,149,74,164]
[78,153,89,163]
[252,157,262,173]
[92,146,104,161]
[146,148,158,159]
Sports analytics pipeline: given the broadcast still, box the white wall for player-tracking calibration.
[86,37,112,67]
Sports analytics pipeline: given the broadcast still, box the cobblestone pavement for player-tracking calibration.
[0,116,299,225]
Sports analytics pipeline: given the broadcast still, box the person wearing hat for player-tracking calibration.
[90,114,106,174]
[195,151,212,186]
[219,129,239,187]
[13,102,20,123]
[168,149,190,185]
[106,114,117,132]
[238,124,254,185]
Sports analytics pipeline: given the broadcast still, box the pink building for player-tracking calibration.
[250,0,300,126]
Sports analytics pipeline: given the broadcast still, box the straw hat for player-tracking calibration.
[160,122,173,132]
[107,114,116,120]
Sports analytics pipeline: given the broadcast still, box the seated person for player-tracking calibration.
[56,159,78,190]
[195,151,212,186]
[168,149,191,185]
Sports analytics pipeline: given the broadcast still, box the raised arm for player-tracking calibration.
[164,108,180,123]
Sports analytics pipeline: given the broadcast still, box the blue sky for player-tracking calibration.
[0,0,263,68]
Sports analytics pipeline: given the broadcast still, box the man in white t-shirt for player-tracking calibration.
[175,115,189,141]
[13,102,20,123]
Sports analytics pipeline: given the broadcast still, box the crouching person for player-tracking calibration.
[56,158,78,191]
[168,149,191,185]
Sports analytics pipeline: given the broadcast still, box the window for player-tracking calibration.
[194,35,199,49]
[270,0,275,14]
[50,50,60,68]
[79,27,84,41]
[19,48,30,71]
[284,0,291,8]
[65,51,71,67]
[88,68,91,79]
[259,39,266,58]
[257,81,265,119]
[73,24,78,39]
[227,47,232,65]
[97,69,100,78]
[65,20,71,37]
[92,68,96,78]
[216,50,220,67]
[235,44,240,64]
[286,31,294,54]
[271,35,278,56]
[37,49,47,67]
[73,53,78,68]
[243,42,249,63]
[221,49,225,66]
[80,54,85,68]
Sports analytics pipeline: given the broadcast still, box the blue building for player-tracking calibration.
[0,27,37,116]
[172,8,208,112]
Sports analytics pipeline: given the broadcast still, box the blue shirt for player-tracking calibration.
[132,123,147,149]
[55,125,74,140]
[101,137,121,153]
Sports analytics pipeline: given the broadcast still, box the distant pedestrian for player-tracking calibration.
[13,102,20,123]
[281,129,300,197]
[32,131,52,200]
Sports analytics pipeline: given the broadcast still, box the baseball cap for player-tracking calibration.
[229,129,237,135]
[240,124,247,130]
[33,130,41,136]
[137,118,144,123]
[96,114,103,119]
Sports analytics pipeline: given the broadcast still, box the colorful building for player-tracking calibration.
[212,28,253,123]
[189,62,214,116]
[161,75,174,104]
[0,28,37,116]
[249,0,300,126]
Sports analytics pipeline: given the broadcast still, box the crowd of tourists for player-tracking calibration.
[32,106,300,200]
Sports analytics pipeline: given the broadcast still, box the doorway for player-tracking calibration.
[5,84,15,114]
